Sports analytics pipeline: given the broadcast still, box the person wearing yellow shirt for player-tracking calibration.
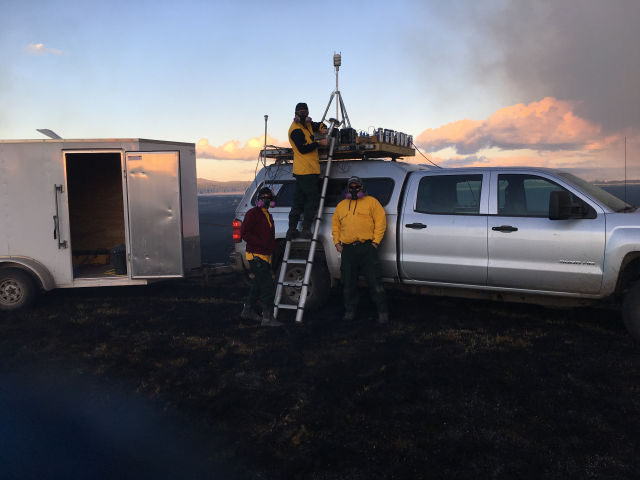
[240,187,283,327]
[286,102,329,240]
[331,176,389,323]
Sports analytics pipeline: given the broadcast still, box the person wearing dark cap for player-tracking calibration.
[331,176,389,324]
[286,103,329,240]
[240,187,283,327]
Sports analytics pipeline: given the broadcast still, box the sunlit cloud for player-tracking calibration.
[196,135,289,160]
[24,43,64,55]
[416,97,607,155]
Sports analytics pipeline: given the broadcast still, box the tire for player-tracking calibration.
[0,268,37,311]
[622,280,640,342]
[277,260,331,310]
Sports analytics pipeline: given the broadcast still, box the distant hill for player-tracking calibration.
[197,179,252,195]
[592,179,640,186]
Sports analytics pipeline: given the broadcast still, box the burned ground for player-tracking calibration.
[1,274,639,479]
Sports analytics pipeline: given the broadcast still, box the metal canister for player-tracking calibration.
[408,135,413,147]
[388,130,395,145]
[377,128,384,142]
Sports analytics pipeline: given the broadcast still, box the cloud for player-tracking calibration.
[196,134,289,160]
[416,97,609,155]
[458,1,640,134]
[438,155,490,168]
[24,43,63,55]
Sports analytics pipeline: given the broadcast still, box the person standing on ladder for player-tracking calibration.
[240,187,283,327]
[332,176,389,324]
[286,102,329,240]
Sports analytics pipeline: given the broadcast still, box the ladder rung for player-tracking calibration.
[290,238,311,243]
[281,281,303,286]
[277,304,298,310]
[285,259,307,264]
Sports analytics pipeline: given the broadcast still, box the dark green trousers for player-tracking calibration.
[289,173,320,230]
[243,257,275,314]
[340,242,388,314]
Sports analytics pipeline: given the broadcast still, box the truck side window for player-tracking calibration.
[415,175,482,215]
[497,174,578,216]
[323,178,395,207]
[251,178,394,208]
[251,182,296,207]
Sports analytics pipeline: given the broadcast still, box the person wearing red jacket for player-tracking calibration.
[240,187,283,327]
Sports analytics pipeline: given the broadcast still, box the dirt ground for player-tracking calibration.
[1,274,639,479]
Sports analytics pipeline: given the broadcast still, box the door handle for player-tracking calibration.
[492,225,518,232]
[54,184,68,249]
[405,223,427,229]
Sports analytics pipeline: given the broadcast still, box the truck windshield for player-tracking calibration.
[557,172,633,212]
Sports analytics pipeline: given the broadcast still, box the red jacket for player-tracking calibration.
[241,206,277,255]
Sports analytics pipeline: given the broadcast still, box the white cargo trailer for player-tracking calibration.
[0,138,201,309]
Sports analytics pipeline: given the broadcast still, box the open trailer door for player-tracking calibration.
[125,151,183,278]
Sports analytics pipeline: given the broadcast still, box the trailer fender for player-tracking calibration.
[0,257,55,291]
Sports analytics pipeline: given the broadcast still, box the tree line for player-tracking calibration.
[197,179,252,195]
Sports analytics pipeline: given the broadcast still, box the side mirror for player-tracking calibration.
[549,190,587,220]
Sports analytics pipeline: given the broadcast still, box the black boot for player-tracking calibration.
[342,311,356,321]
[300,228,312,239]
[286,228,301,240]
[261,311,284,327]
[377,313,388,324]
[241,304,261,322]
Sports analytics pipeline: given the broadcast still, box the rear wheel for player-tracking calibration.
[622,280,640,342]
[0,268,37,311]
[277,260,331,310]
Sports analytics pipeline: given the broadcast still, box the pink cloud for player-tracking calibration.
[417,97,605,154]
[196,135,289,160]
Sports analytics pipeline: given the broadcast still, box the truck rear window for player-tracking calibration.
[415,174,482,215]
[252,178,395,207]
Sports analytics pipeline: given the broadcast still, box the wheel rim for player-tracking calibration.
[283,266,312,302]
[0,278,24,306]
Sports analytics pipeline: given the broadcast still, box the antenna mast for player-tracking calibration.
[320,52,351,129]
[625,136,627,207]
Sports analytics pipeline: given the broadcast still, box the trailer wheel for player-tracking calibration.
[0,268,37,311]
[277,261,331,310]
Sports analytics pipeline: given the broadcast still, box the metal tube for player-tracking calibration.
[263,115,268,188]
[273,240,293,319]
[320,92,334,126]
[338,94,351,129]
[295,117,340,323]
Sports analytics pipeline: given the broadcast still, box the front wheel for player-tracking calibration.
[0,268,37,311]
[622,280,640,342]
[276,260,331,310]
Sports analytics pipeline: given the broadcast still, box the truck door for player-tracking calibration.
[125,151,183,278]
[400,172,489,285]
[487,172,605,294]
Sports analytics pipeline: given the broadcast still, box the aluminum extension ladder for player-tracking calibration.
[273,118,341,323]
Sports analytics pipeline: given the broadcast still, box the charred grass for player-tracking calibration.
[1,274,639,479]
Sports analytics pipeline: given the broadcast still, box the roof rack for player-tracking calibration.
[262,138,415,164]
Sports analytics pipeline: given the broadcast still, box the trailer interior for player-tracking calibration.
[65,152,128,280]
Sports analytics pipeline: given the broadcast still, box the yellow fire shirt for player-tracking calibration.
[331,196,387,246]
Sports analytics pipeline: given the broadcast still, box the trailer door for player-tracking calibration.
[125,151,183,278]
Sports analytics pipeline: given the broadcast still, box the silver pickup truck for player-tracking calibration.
[233,160,640,341]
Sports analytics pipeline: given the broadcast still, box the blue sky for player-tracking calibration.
[2,0,639,181]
